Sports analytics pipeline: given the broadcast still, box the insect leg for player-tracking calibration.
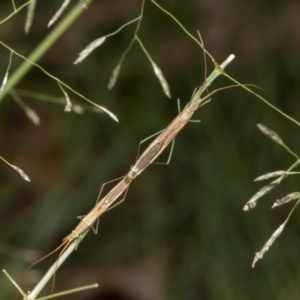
[76,176,125,234]
[152,138,175,165]
[136,129,164,161]
[104,184,130,213]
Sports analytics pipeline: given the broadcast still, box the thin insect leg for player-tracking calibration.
[190,87,198,101]
[178,98,200,123]
[104,184,130,213]
[195,31,211,100]
[135,129,165,162]
[165,138,175,165]
[89,176,125,233]
[95,176,126,205]
[177,98,181,113]
[201,84,259,104]
[25,240,68,273]
[153,138,175,165]
[189,104,202,123]
[139,130,165,144]
[92,182,131,235]
[76,215,98,234]
[188,96,211,122]
[197,31,208,86]
[199,98,211,107]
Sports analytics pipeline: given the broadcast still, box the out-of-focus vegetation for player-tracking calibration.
[1,1,300,299]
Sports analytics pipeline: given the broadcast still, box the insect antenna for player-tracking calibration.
[197,30,210,97]
[199,83,262,105]
[25,239,69,273]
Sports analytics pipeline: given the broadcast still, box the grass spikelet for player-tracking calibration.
[58,82,72,112]
[254,170,300,182]
[80,0,89,9]
[97,105,119,122]
[0,72,8,93]
[48,0,71,28]
[252,199,300,267]
[272,192,300,208]
[257,123,283,145]
[1,51,13,93]
[11,92,40,125]
[12,166,31,182]
[63,92,72,112]
[24,0,36,34]
[0,156,31,182]
[243,182,278,211]
[135,36,171,98]
[257,123,299,160]
[108,65,121,90]
[72,104,84,114]
[252,223,285,268]
[152,62,171,98]
[62,90,72,112]
[74,37,106,64]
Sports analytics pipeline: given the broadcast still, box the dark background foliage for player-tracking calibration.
[1,0,300,299]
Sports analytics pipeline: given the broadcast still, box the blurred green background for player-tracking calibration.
[1,0,300,299]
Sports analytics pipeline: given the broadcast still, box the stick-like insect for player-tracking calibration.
[63,54,235,245]
[26,55,236,300]
[28,54,235,266]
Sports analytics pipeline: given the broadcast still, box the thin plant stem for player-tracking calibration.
[0,0,94,102]
[151,0,215,63]
[3,269,26,298]
[36,284,98,300]
[135,36,155,64]
[106,16,141,39]
[0,40,117,121]
[1,1,33,25]
[3,269,97,300]
[114,0,145,67]
[11,0,17,11]
[224,74,300,127]
[26,233,86,300]
[281,144,299,160]
[151,0,300,128]
[12,89,103,113]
